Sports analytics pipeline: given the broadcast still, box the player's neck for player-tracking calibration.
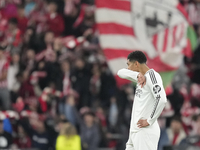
[139,64,149,75]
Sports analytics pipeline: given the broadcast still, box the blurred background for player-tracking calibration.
[0,0,199,150]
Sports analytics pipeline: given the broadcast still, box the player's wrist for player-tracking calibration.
[146,118,152,126]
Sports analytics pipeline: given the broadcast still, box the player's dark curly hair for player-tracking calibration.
[127,50,147,64]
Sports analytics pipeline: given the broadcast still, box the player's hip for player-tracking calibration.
[131,120,160,133]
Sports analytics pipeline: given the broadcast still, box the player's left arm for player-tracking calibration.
[146,71,167,126]
[117,68,146,87]
[137,71,167,128]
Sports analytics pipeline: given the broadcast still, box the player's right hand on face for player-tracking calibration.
[137,73,146,88]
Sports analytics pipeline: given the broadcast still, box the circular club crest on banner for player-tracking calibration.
[131,0,188,70]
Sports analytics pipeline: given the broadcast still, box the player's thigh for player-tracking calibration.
[147,127,160,149]
[125,132,136,150]
[133,129,159,150]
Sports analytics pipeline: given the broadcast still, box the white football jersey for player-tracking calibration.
[117,68,167,132]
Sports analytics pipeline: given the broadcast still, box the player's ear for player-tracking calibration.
[135,61,139,67]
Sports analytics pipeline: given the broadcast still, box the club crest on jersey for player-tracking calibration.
[131,0,187,66]
[153,85,161,94]
[135,89,143,98]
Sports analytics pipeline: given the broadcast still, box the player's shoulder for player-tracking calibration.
[145,69,162,85]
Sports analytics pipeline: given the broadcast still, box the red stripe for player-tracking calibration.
[96,0,131,11]
[162,29,169,52]
[98,23,135,36]
[172,25,178,47]
[176,3,192,25]
[146,55,177,72]
[152,34,158,51]
[73,7,85,28]
[115,75,131,87]
[104,49,133,60]
[177,23,184,45]
[182,39,193,58]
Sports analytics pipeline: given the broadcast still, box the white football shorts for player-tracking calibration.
[125,126,160,150]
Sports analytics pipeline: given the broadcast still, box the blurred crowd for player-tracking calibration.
[159,0,200,150]
[0,0,200,150]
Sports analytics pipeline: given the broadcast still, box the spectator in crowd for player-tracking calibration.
[0,44,11,110]
[24,49,36,72]
[95,106,107,130]
[80,112,100,150]
[166,116,187,146]
[158,117,170,150]
[17,5,28,35]
[99,66,116,108]
[71,58,91,108]
[21,26,37,52]
[184,0,200,27]
[14,125,32,149]
[24,0,36,17]
[61,60,72,96]
[3,118,12,134]
[63,0,82,36]
[0,117,12,149]
[46,0,64,37]
[3,0,18,19]
[180,114,200,147]
[167,86,184,116]
[35,31,55,62]
[89,63,101,103]
[19,117,55,150]
[59,95,79,126]
[7,53,20,93]
[108,96,118,131]
[5,17,21,47]
[56,123,81,150]
[18,70,35,100]
[55,116,69,134]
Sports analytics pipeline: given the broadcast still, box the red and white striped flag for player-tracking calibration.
[95,0,192,86]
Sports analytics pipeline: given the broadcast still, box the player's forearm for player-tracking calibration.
[117,68,139,83]
[147,95,167,125]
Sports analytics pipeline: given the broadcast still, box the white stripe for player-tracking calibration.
[156,31,165,54]
[99,34,143,50]
[166,27,173,52]
[175,23,186,50]
[160,52,183,68]
[175,24,182,43]
[163,0,179,7]
[108,58,127,74]
[95,8,132,27]
[146,0,178,9]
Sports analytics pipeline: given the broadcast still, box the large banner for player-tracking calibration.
[95,0,196,87]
